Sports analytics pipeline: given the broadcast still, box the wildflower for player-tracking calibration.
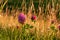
[31,15,36,21]
[51,20,54,24]
[16,26,19,29]
[18,13,26,24]
[58,25,60,30]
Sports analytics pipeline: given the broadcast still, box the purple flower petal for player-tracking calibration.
[18,13,26,24]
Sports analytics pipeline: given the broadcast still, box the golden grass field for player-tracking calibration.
[0,7,60,40]
[0,8,59,31]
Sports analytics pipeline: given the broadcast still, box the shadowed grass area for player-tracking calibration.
[0,22,60,40]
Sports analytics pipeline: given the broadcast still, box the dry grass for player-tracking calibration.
[0,8,60,31]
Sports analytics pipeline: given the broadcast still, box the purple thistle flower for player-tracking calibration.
[18,13,26,24]
[58,25,60,30]
[31,15,36,21]
[51,20,54,24]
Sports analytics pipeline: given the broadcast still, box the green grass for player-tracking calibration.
[0,23,60,40]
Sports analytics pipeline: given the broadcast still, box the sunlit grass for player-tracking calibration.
[0,6,60,40]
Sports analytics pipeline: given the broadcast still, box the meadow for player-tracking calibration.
[0,0,60,40]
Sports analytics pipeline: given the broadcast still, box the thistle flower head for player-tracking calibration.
[51,20,54,24]
[58,24,60,30]
[31,15,36,21]
[18,13,26,24]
